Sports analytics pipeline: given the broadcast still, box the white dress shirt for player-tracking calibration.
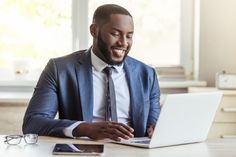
[63,50,131,137]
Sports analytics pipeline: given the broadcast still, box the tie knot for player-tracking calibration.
[103,66,113,76]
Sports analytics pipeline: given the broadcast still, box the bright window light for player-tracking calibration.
[88,0,181,66]
[0,0,72,80]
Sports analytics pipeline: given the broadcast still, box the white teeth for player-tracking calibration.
[117,50,123,53]
[113,48,125,53]
[112,48,125,57]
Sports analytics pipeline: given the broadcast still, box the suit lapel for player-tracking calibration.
[75,50,93,122]
[124,58,145,136]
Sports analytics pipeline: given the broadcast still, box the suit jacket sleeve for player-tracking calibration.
[22,59,78,137]
[147,68,161,129]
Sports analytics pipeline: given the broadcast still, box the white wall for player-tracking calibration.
[199,0,236,86]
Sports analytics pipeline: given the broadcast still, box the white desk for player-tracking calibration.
[0,80,35,104]
[159,80,207,88]
[0,91,32,104]
[0,136,236,157]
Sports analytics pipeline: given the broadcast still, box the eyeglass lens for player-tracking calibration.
[24,134,38,144]
[5,135,22,145]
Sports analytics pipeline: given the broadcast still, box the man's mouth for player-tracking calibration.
[112,48,126,57]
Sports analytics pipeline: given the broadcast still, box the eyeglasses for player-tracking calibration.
[4,134,38,145]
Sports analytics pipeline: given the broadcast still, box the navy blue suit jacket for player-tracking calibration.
[23,49,161,137]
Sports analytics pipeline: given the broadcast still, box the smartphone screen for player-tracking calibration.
[52,143,104,155]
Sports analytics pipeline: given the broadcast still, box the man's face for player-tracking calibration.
[92,14,134,65]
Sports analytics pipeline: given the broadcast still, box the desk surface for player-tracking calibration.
[0,91,32,104]
[0,136,236,157]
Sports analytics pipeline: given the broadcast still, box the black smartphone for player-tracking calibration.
[52,143,104,156]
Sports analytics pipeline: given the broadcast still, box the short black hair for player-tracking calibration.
[92,4,132,26]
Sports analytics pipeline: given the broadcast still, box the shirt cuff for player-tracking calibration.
[63,121,84,138]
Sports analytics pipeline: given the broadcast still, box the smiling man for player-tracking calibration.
[23,4,161,141]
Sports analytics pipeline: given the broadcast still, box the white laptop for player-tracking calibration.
[113,92,222,148]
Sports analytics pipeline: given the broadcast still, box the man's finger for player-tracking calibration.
[105,123,134,139]
[113,124,134,138]
[110,122,134,132]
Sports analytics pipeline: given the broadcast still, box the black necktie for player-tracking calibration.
[103,67,118,121]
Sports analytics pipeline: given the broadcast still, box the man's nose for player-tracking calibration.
[117,36,128,47]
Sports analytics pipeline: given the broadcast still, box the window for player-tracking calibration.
[0,0,196,81]
[89,0,181,66]
[0,0,72,80]
[88,0,196,79]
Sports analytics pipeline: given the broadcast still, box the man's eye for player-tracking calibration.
[111,33,120,36]
[127,35,133,39]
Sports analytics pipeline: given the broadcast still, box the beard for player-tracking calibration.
[97,31,128,65]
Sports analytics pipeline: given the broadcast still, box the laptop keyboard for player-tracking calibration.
[131,139,151,144]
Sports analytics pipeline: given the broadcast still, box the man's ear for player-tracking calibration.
[90,24,98,38]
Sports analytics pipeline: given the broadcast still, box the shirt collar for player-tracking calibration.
[91,49,124,73]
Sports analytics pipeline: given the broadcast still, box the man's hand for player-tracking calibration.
[147,125,155,138]
[73,121,134,141]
